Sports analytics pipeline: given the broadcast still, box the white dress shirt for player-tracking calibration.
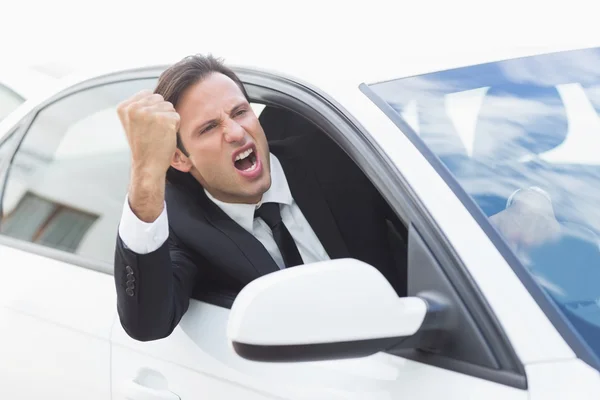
[118,153,330,269]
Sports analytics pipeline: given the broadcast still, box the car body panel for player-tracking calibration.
[526,359,600,399]
[111,300,528,400]
[0,243,114,399]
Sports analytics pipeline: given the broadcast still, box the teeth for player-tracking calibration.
[235,148,254,161]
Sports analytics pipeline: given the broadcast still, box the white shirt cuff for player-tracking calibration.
[118,195,169,254]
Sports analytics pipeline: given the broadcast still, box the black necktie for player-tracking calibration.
[255,202,304,268]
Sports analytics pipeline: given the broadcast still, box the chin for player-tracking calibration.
[255,177,272,197]
[245,174,271,202]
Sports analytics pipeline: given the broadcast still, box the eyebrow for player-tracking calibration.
[228,101,249,115]
[192,102,249,135]
[195,117,219,134]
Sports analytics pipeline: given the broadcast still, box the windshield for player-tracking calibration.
[368,47,600,362]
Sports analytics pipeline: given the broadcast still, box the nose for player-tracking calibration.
[223,118,245,143]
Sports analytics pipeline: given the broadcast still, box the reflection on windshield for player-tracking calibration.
[369,47,600,359]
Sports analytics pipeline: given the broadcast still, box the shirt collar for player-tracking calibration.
[204,153,292,233]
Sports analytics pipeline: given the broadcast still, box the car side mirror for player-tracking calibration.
[227,258,447,362]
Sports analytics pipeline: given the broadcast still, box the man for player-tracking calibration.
[114,54,408,341]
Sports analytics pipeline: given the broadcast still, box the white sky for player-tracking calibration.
[2,0,599,76]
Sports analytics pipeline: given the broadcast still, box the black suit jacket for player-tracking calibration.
[114,134,407,341]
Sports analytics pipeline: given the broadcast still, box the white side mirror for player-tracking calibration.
[227,258,438,362]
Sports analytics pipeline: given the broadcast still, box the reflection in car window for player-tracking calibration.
[369,47,600,359]
[0,78,158,263]
[0,84,24,122]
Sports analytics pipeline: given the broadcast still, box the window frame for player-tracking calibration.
[0,69,164,275]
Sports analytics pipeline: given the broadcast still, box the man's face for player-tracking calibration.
[174,72,271,204]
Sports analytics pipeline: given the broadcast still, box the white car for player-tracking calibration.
[1,43,600,400]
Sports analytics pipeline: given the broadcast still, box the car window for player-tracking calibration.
[0,84,25,122]
[0,78,157,264]
[367,46,600,363]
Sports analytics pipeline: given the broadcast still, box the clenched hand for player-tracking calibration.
[117,90,180,177]
[117,90,181,222]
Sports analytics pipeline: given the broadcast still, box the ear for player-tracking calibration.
[170,149,193,173]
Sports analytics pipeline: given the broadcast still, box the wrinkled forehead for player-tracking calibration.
[177,73,248,133]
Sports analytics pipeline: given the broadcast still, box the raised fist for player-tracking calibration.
[117,90,180,178]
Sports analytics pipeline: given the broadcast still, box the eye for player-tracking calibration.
[201,123,217,134]
[234,108,248,117]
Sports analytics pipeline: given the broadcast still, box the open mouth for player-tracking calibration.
[234,146,258,172]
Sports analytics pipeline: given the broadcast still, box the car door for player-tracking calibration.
[0,77,140,398]
[111,228,530,400]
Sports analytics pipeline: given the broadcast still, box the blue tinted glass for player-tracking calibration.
[369,47,600,361]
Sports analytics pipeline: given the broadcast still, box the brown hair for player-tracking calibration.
[154,54,249,155]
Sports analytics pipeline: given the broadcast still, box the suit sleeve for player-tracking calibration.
[114,222,200,342]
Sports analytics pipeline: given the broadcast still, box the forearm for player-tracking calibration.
[128,167,166,223]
